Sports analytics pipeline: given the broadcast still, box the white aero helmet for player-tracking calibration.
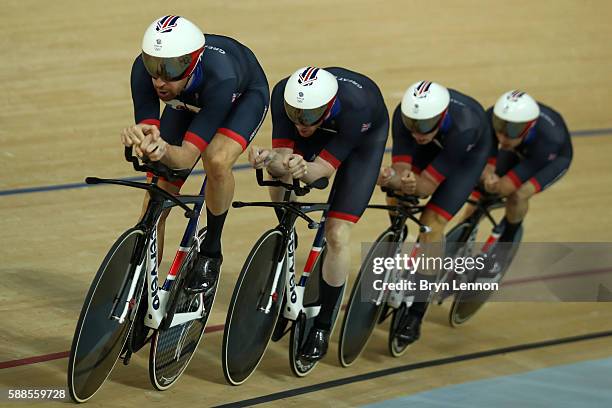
[283,67,338,126]
[400,81,450,134]
[141,15,205,82]
[492,90,540,139]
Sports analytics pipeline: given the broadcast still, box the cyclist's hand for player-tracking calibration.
[249,146,275,169]
[484,173,500,193]
[138,127,167,162]
[120,124,155,148]
[399,170,416,195]
[283,154,308,179]
[377,166,396,186]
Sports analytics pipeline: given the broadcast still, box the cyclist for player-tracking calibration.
[249,66,388,362]
[476,90,572,246]
[120,15,269,293]
[377,81,491,348]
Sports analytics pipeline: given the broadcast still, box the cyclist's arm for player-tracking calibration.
[268,148,335,182]
[414,172,438,197]
[160,141,201,169]
[266,147,293,202]
[303,157,335,183]
[267,147,293,181]
[383,162,436,197]
[494,144,557,196]
[385,162,411,190]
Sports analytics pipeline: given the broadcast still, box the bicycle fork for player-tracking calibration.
[109,236,147,325]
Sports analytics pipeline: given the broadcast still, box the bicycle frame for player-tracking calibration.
[104,177,208,330]
[455,194,507,257]
[284,208,328,321]
[366,191,429,310]
[254,203,329,322]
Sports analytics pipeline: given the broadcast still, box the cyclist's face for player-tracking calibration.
[151,77,189,101]
[496,132,523,150]
[295,121,322,138]
[412,127,439,144]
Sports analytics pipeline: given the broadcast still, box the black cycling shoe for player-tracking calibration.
[185,254,222,295]
[479,249,513,281]
[395,312,422,348]
[300,327,330,362]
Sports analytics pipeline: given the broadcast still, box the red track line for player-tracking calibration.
[0,324,227,370]
[504,267,612,286]
[0,351,70,369]
[2,266,611,370]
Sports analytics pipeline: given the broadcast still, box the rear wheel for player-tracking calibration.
[339,230,396,367]
[222,229,286,385]
[68,229,145,403]
[388,304,411,357]
[289,312,317,376]
[288,247,328,377]
[149,228,212,391]
[449,226,523,326]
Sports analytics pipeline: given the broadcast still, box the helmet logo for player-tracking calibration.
[413,81,433,99]
[297,67,320,87]
[507,90,525,102]
[154,38,162,52]
[412,103,420,114]
[156,15,181,33]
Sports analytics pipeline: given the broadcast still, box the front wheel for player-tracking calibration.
[68,228,145,403]
[338,229,396,367]
[222,229,286,385]
[149,228,212,391]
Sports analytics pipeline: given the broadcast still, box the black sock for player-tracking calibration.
[410,271,434,319]
[200,208,227,258]
[409,301,429,320]
[314,278,344,331]
[500,218,522,242]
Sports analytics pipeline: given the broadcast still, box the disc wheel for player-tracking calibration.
[68,229,145,403]
[338,230,396,367]
[222,229,286,385]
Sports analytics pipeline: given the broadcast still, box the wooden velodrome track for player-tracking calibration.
[2,0,612,406]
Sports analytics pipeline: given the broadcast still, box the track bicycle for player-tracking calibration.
[221,169,338,385]
[338,187,431,365]
[68,148,217,402]
[438,187,523,326]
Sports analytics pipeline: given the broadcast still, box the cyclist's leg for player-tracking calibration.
[502,155,571,242]
[201,86,269,255]
[301,119,387,360]
[398,145,488,344]
[188,86,269,292]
